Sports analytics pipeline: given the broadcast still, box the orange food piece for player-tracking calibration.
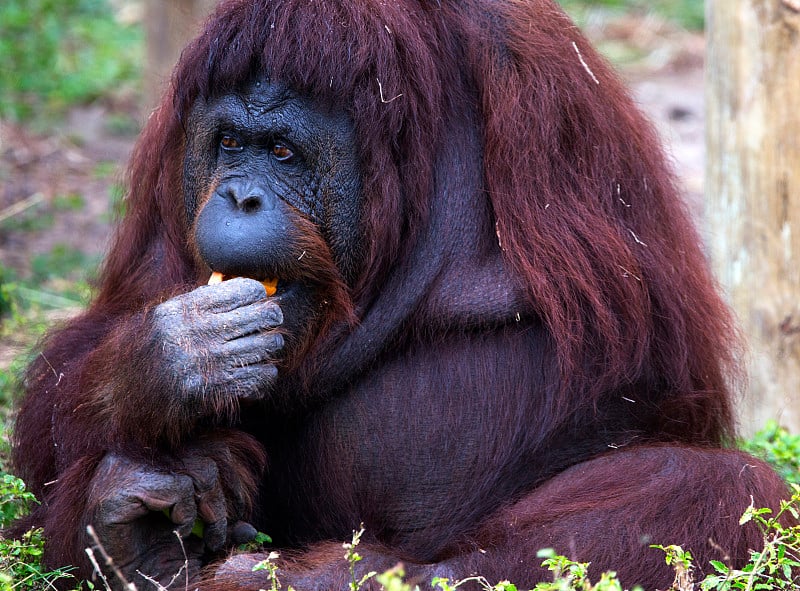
[261,277,278,296]
[208,272,278,296]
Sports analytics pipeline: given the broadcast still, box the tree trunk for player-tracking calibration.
[706,1,800,435]
[144,0,218,107]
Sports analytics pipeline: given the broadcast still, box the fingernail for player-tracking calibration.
[271,333,284,350]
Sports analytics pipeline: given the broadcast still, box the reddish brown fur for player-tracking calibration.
[9,0,791,589]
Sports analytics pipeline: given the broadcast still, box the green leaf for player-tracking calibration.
[709,560,729,574]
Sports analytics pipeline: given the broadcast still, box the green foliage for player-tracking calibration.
[741,421,800,484]
[531,549,631,591]
[0,0,142,122]
[428,550,631,591]
[52,193,87,212]
[106,182,129,222]
[0,474,79,590]
[0,247,92,472]
[558,0,705,30]
[0,265,13,319]
[238,530,273,552]
[0,469,798,591]
[91,161,119,180]
[299,496,800,591]
[0,474,36,527]
[0,255,91,329]
[0,209,55,234]
[0,353,25,470]
[0,527,78,591]
[697,485,800,590]
[651,545,695,590]
[344,525,378,591]
[30,244,99,288]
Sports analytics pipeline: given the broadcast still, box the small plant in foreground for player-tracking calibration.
[0,473,36,527]
[4,468,800,590]
[0,527,77,591]
[344,524,378,591]
[696,484,800,591]
[651,545,693,591]
[253,551,289,591]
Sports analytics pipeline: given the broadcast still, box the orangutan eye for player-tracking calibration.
[220,135,243,151]
[272,143,294,161]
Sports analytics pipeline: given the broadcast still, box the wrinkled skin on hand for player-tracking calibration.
[84,278,284,450]
[84,432,266,588]
[151,278,284,401]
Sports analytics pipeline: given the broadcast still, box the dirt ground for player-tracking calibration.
[0,21,707,367]
[0,109,133,277]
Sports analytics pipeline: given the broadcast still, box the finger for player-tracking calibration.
[198,442,250,516]
[178,454,228,552]
[196,277,269,313]
[212,301,283,337]
[96,463,195,527]
[229,521,258,545]
[219,333,284,364]
[161,476,199,537]
[197,486,228,552]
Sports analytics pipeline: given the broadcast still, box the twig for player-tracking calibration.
[628,229,648,247]
[85,525,138,591]
[377,78,403,103]
[572,41,599,85]
[0,192,44,223]
[133,531,189,591]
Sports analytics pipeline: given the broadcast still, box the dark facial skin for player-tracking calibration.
[179,79,362,354]
[185,78,362,299]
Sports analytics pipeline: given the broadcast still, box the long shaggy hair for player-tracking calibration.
[11,0,745,584]
[103,0,736,437]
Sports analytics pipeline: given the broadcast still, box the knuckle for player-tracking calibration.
[191,465,221,494]
[175,473,198,497]
[154,299,181,320]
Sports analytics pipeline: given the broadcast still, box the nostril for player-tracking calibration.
[240,195,262,213]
